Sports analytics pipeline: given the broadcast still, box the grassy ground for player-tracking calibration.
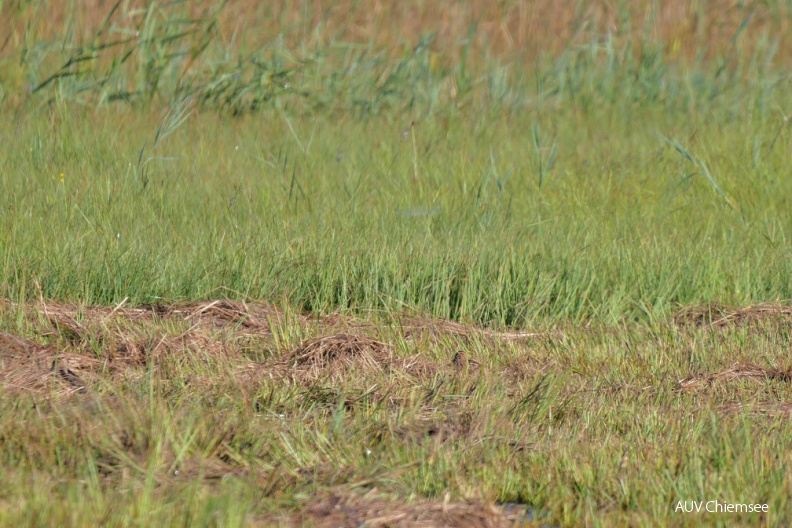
[3,0,792,526]
[3,300,792,526]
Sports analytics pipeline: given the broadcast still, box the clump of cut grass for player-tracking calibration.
[0,332,95,399]
[675,302,792,328]
[178,299,282,334]
[283,333,394,383]
[277,332,441,387]
[679,362,792,390]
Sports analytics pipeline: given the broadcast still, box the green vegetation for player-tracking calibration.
[6,102,792,326]
[2,0,792,526]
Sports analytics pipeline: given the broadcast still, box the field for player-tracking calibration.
[3,0,792,526]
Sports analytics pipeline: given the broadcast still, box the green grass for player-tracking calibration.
[3,0,792,526]
[3,102,792,326]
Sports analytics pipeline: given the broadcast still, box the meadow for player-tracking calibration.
[3,0,792,526]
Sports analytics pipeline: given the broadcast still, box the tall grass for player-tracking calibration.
[2,102,792,326]
[1,0,792,327]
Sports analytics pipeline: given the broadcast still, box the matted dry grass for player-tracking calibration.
[674,302,792,328]
[33,298,284,335]
[175,299,284,334]
[718,402,792,417]
[0,298,559,410]
[4,299,506,396]
[0,332,101,399]
[11,298,541,343]
[279,333,436,384]
[289,334,392,373]
[679,362,792,390]
[277,493,522,528]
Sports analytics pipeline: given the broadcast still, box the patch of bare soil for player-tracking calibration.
[286,493,520,528]
[674,302,792,327]
[679,362,792,390]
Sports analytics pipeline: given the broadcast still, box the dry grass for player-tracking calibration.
[3,300,482,395]
[166,457,250,483]
[280,333,435,384]
[279,493,521,528]
[392,412,477,447]
[175,299,283,334]
[679,362,792,390]
[1,298,547,401]
[0,332,97,399]
[5,299,792,525]
[23,298,538,343]
[32,298,283,335]
[674,302,792,328]
[288,334,392,372]
[718,402,792,417]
